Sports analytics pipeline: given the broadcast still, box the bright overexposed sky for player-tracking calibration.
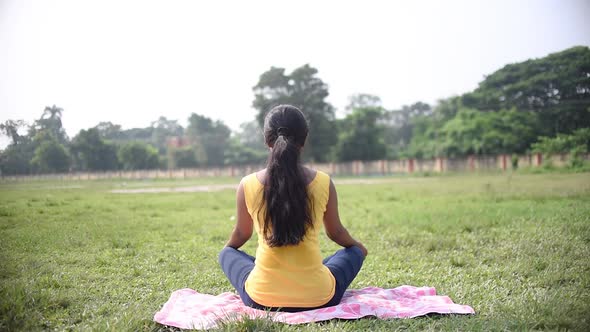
[1,0,589,146]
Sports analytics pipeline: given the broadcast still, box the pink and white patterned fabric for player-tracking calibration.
[154,286,475,329]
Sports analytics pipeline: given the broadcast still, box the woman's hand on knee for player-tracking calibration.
[353,241,368,257]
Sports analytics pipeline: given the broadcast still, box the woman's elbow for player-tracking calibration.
[326,227,344,242]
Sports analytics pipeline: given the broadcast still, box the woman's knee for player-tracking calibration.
[218,246,235,265]
[345,246,365,265]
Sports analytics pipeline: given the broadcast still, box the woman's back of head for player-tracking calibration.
[261,105,312,247]
[263,105,308,148]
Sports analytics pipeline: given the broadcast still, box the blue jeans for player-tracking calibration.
[218,246,365,312]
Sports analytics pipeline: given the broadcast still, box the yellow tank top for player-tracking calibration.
[242,170,336,308]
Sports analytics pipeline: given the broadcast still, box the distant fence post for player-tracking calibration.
[408,159,415,173]
[436,157,444,173]
[535,153,543,167]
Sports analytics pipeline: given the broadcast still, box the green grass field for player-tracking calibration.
[1,172,590,331]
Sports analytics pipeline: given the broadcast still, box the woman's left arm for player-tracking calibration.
[225,180,253,249]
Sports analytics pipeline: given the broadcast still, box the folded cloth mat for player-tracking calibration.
[154,285,475,329]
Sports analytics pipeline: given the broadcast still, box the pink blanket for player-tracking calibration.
[154,286,475,329]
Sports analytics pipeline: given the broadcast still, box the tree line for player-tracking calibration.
[1,46,589,175]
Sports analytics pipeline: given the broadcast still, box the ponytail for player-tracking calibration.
[261,105,312,247]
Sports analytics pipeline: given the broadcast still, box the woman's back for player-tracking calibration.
[242,170,335,308]
[219,104,366,312]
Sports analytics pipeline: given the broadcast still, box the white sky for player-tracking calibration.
[1,0,589,147]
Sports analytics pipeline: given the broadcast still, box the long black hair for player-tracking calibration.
[261,105,312,247]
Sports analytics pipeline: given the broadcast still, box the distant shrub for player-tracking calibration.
[532,128,589,169]
[511,154,519,169]
[569,145,588,169]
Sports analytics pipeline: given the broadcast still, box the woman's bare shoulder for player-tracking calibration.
[254,168,267,184]
[301,166,320,185]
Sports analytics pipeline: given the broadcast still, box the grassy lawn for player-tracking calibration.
[1,172,589,331]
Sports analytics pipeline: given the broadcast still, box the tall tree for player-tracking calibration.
[345,94,382,114]
[95,122,123,140]
[171,147,200,168]
[235,120,265,152]
[0,127,34,175]
[223,120,267,166]
[462,46,590,135]
[336,107,387,161]
[42,105,63,121]
[38,105,68,143]
[186,113,231,166]
[70,128,119,171]
[224,137,267,166]
[0,120,26,145]
[253,64,337,162]
[7,106,71,174]
[31,138,70,173]
[95,121,153,144]
[117,142,159,170]
[151,117,184,154]
[407,107,540,158]
[531,127,590,154]
[382,102,432,158]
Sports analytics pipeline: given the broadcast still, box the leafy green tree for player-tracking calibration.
[2,107,70,175]
[382,101,432,158]
[31,139,70,173]
[253,64,337,162]
[419,108,539,157]
[171,147,200,168]
[0,140,34,175]
[345,94,382,114]
[118,127,153,143]
[336,107,387,161]
[0,120,26,145]
[434,96,463,122]
[222,121,267,166]
[117,142,159,170]
[0,116,66,175]
[186,113,231,166]
[35,105,68,144]
[70,128,119,171]
[42,104,63,120]
[95,122,123,140]
[532,127,590,154]
[463,46,590,135]
[440,108,493,156]
[151,117,184,154]
[234,120,266,152]
[405,106,541,158]
[94,121,154,145]
[532,128,590,168]
[493,109,541,154]
[224,137,267,165]
[404,116,436,159]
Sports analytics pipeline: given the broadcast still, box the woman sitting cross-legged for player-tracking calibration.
[219,104,368,312]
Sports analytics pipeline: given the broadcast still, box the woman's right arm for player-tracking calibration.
[225,180,253,249]
[323,179,368,256]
